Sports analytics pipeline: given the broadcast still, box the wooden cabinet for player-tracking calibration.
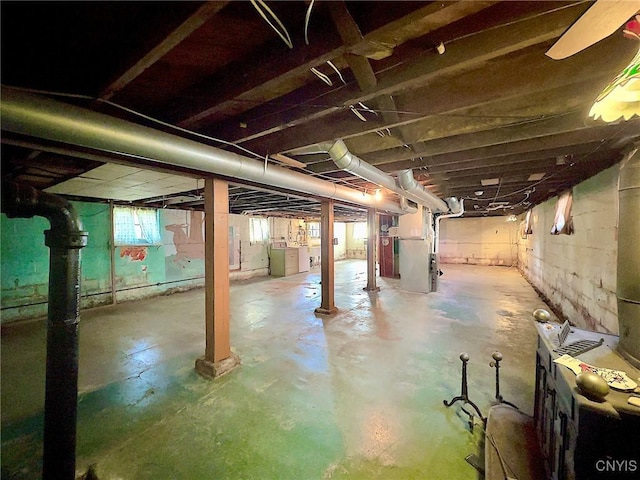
[270,248,299,276]
[534,325,640,480]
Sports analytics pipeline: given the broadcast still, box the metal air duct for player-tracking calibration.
[396,168,450,213]
[325,140,451,213]
[434,199,465,254]
[1,182,88,480]
[0,87,410,215]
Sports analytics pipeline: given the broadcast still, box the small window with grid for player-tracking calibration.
[113,206,161,245]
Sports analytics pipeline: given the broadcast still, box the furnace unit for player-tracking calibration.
[398,206,436,293]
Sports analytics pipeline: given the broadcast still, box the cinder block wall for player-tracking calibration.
[345,223,367,259]
[518,165,619,334]
[0,206,272,323]
[437,164,620,334]
[438,216,519,266]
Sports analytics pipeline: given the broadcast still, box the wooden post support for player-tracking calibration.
[364,208,380,292]
[315,199,338,314]
[195,177,240,378]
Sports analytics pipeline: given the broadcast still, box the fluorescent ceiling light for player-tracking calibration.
[528,173,545,181]
[481,178,500,186]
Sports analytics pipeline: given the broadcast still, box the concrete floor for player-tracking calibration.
[1,261,553,479]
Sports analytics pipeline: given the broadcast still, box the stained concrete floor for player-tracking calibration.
[1,261,554,479]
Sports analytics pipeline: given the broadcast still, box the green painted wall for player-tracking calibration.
[79,202,113,306]
[1,214,50,319]
[1,202,210,324]
[1,202,327,323]
[1,201,114,323]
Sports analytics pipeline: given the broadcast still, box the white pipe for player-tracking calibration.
[434,199,465,254]
[0,87,410,215]
[326,140,450,213]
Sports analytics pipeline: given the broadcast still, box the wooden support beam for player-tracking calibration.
[100,2,229,100]
[175,0,493,129]
[227,2,596,152]
[315,199,338,314]
[195,177,239,379]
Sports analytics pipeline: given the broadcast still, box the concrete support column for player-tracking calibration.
[364,208,380,292]
[315,199,338,314]
[195,177,239,378]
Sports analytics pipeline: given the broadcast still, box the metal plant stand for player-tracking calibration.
[489,351,519,409]
[443,352,485,428]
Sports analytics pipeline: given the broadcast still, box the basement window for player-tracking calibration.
[113,206,161,245]
[249,217,269,244]
[308,222,320,239]
[524,210,533,235]
[550,191,574,235]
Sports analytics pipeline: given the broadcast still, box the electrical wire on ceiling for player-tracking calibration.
[350,105,368,121]
[326,60,346,85]
[463,118,637,207]
[304,0,315,45]
[349,101,378,121]
[248,0,348,91]
[311,67,333,86]
[472,188,533,214]
[490,178,502,204]
[239,94,585,129]
[250,0,293,49]
[310,60,348,87]
[357,102,378,116]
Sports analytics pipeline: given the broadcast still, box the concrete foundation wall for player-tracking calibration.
[518,165,620,334]
[0,204,271,323]
[1,204,362,322]
[334,222,347,260]
[438,216,519,266]
[228,214,269,279]
[345,223,367,259]
[1,201,113,322]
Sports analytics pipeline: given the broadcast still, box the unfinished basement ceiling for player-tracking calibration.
[2,1,639,219]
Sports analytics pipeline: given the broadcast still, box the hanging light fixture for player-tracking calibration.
[589,15,640,123]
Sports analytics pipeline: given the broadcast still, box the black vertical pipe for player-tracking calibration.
[1,182,87,479]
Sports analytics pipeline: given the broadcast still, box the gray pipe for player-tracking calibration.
[617,145,640,367]
[0,87,409,215]
[1,182,88,480]
[326,140,450,213]
[396,169,450,213]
